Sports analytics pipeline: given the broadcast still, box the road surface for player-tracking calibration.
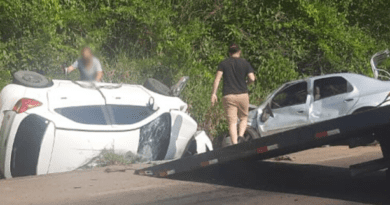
[0,146,388,205]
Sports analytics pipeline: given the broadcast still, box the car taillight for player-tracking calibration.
[12,98,42,114]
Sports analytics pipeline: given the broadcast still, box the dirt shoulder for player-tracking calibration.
[0,146,383,205]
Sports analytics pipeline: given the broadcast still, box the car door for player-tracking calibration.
[309,76,358,123]
[262,81,310,135]
[0,110,16,175]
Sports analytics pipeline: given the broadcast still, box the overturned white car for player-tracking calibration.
[0,71,212,178]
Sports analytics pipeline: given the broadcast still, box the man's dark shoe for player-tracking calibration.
[237,136,245,143]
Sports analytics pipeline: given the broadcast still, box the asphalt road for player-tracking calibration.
[55,147,389,205]
[0,146,388,205]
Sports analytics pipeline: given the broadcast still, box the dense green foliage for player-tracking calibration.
[1,0,390,138]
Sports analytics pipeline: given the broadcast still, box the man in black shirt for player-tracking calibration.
[211,43,255,144]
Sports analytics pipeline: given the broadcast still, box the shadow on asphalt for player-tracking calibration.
[169,160,389,204]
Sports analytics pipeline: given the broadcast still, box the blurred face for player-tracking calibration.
[82,49,93,61]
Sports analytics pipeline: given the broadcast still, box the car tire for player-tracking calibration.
[143,78,171,96]
[213,127,260,149]
[213,132,231,150]
[13,71,52,88]
[182,138,198,158]
[243,127,261,141]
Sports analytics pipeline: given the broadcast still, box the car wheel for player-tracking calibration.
[182,138,198,158]
[243,127,261,141]
[213,132,231,150]
[13,71,52,88]
[143,78,171,96]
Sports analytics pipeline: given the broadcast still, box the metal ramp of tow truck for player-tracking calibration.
[135,105,390,178]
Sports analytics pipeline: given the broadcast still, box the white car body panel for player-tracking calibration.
[166,110,197,159]
[193,131,213,154]
[0,79,212,178]
[1,112,28,179]
[0,84,26,122]
[48,129,140,174]
[36,122,55,175]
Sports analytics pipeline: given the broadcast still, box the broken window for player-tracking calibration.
[313,77,353,101]
[272,82,308,109]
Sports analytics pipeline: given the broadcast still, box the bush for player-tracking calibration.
[1,0,389,138]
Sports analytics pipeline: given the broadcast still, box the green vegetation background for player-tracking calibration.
[1,0,389,139]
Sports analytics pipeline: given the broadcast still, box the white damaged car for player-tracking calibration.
[0,71,212,178]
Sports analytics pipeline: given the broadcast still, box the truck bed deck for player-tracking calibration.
[135,105,390,178]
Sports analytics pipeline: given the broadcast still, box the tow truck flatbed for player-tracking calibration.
[135,105,390,178]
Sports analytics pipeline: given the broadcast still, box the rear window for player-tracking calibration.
[55,105,155,125]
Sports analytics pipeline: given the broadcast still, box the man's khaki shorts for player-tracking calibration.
[222,93,249,124]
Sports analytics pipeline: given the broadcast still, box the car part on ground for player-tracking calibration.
[13,71,52,88]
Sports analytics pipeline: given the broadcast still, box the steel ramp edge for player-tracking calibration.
[135,105,390,178]
[350,158,390,177]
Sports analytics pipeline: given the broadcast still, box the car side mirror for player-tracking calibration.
[260,103,274,122]
[265,103,274,117]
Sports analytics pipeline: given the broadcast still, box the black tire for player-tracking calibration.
[213,127,260,149]
[182,137,198,158]
[13,71,51,88]
[213,132,231,150]
[243,127,261,141]
[143,78,171,96]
